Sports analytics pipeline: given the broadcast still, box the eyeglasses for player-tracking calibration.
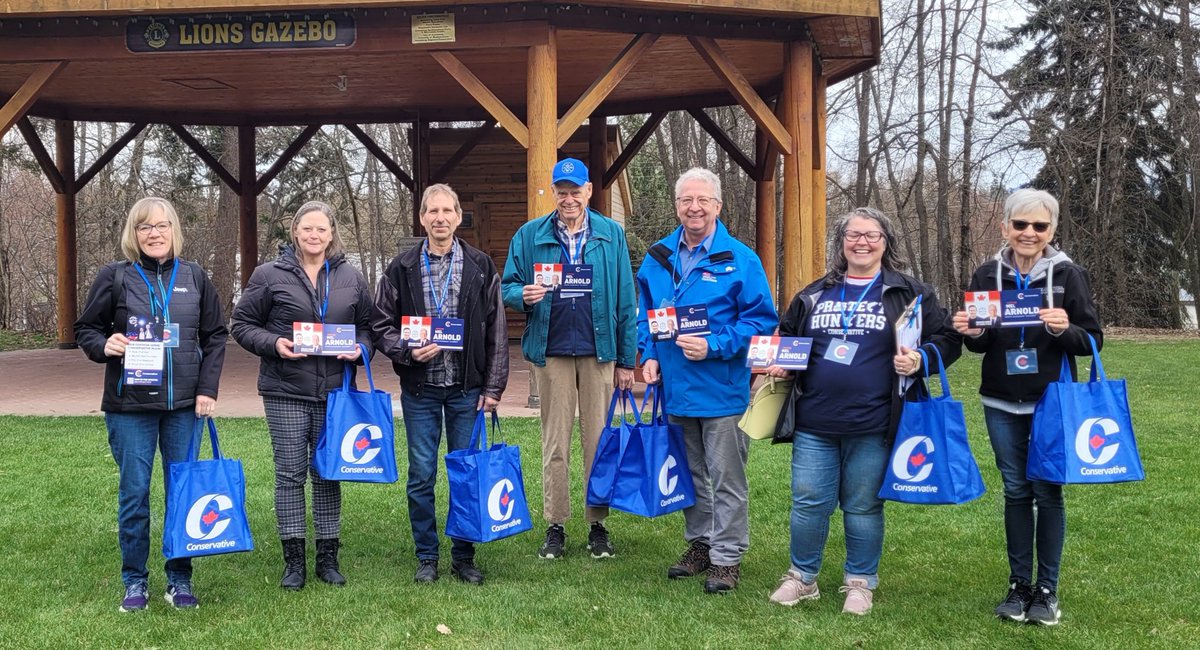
[135,222,172,235]
[843,230,884,243]
[675,196,719,209]
[1009,219,1051,233]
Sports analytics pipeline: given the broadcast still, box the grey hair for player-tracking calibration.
[1004,188,1059,227]
[419,183,463,217]
[825,207,908,284]
[290,200,344,258]
[674,167,722,203]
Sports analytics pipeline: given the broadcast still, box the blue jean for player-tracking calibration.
[789,431,889,589]
[105,408,197,587]
[983,407,1065,591]
[401,385,481,562]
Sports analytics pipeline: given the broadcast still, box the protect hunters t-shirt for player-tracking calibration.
[794,276,892,437]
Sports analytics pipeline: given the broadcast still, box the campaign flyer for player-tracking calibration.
[293,322,324,354]
[534,263,562,289]
[320,323,358,355]
[999,289,1043,327]
[126,314,163,341]
[430,318,466,351]
[560,264,593,293]
[400,315,431,348]
[746,335,813,370]
[124,341,164,386]
[649,307,678,341]
[964,291,1001,328]
[675,304,711,336]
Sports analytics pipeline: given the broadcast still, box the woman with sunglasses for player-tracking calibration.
[952,189,1103,626]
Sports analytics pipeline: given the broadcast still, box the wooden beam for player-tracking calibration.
[589,115,611,213]
[811,71,828,280]
[755,97,782,182]
[15,117,65,194]
[430,50,529,149]
[168,124,239,190]
[432,119,497,183]
[781,41,814,299]
[0,61,66,140]
[237,125,257,288]
[604,111,665,188]
[54,118,77,347]
[412,119,430,236]
[344,123,414,191]
[755,124,777,300]
[687,107,756,178]
[688,35,793,155]
[255,124,320,195]
[527,28,558,220]
[556,33,659,148]
[76,122,147,190]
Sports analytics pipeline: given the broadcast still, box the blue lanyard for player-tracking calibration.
[1014,268,1031,348]
[423,248,453,318]
[133,261,179,320]
[558,228,586,264]
[839,273,880,340]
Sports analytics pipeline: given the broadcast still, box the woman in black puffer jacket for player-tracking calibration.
[231,200,373,591]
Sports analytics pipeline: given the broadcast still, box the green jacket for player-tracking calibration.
[501,209,637,368]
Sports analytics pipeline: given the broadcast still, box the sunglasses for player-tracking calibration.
[1009,219,1051,233]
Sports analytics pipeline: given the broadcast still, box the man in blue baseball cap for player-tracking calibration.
[502,157,638,561]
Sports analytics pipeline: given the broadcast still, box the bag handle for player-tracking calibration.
[918,344,951,397]
[640,384,666,423]
[343,342,374,392]
[187,416,223,461]
[467,409,505,451]
[1056,333,1105,384]
[606,387,642,427]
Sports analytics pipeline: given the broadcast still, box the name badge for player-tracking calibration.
[162,323,180,348]
[1006,348,1039,375]
[823,339,859,366]
[559,264,593,298]
[430,318,466,351]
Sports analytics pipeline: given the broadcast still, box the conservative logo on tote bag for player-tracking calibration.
[184,493,237,551]
[488,479,524,533]
[1074,417,1128,475]
[658,455,687,508]
[889,436,936,492]
[337,423,384,474]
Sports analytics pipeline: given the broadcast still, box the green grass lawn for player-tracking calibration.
[1,339,1197,649]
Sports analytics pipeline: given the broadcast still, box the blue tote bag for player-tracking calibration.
[611,385,697,517]
[1028,334,1144,484]
[586,388,641,507]
[314,344,399,483]
[879,346,986,505]
[163,417,255,560]
[445,410,534,543]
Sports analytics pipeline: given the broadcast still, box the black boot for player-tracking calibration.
[280,538,306,591]
[315,538,346,586]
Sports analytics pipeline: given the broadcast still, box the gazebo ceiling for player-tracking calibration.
[0,1,879,126]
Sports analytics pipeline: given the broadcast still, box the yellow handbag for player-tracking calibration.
[738,377,793,440]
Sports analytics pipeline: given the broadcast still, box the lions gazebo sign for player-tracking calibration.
[127,13,356,52]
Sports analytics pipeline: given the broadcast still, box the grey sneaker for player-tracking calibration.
[1025,587,1061,626]
[119,582,149,612]
[839,578,873,615]
[769,569,820,606]
[995,582,1034,622]
[165,582,199,609]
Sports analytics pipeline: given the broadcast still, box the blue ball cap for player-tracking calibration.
[552,158,589,186]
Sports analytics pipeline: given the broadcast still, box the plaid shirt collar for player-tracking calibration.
[554,210,590,264]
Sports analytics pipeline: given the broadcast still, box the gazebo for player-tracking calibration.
[0,0,881,346]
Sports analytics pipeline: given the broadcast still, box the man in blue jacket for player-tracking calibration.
[638,167,777,594]
[502,158,638,560]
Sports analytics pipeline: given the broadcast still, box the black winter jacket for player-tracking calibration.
[963,248,1103,406]
[372,238,509,399]
[772,268,962,444]
[231,248,374,402]
[75,254,227,413]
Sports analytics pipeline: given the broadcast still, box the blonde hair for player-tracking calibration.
[120,197,185,263]
[290,200,344,258]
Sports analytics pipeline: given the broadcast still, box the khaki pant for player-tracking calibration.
[533,356,614,525]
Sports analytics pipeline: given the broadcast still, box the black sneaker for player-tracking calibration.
[451,559,484,585]
[414,559,439,583]
[539,524,566,559]
[995,581,1034,622]
[586,522,614,559]
[1026,586,1061,626]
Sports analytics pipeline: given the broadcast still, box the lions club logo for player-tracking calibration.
[658,455,679,496]
[487,479,516,522]
[1074,417,1121,466]
[340,423,382,464]
[185,493,232,540]
[143,21,169,49]
[891,436,935,483]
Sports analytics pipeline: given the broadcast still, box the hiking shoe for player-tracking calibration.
[414,559,439,583]
[119,582,149,612]
[165,582,200,609]
[995,581,1034,622]
[539,524,566,559]
[451,559,485,585]
[667,540,712,579]
[1026,587,1061,626]
[839,578,873,615]
[704,563,741,594]
[769,569,820,606]
[586,522,614,559]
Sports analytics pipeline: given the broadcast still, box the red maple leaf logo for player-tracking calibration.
[355,436,370,451]
[1090,434,1105,450]
[500,492,510,507]
[910,452,926,466]
[202,509,219,526]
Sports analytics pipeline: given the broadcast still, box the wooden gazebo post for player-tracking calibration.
[54,118,77,347]
[525,25,558,407]
[781,41,815,299]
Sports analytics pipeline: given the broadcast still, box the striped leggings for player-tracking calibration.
[263,395,341,540]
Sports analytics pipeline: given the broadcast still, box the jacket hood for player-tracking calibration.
[995,244,1071,283]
